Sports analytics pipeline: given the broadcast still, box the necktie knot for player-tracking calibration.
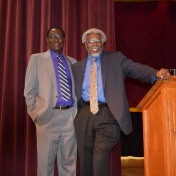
[92,57,96,62]
[57,55,62,61]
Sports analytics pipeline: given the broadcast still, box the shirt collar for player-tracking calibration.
[50,49,63,58]
[88,53,102,62]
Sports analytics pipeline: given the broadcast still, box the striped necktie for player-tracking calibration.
[57,55,71,101]
[90,57,99,114]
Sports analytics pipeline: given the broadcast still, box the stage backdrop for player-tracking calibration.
[0,0,121,176]
[115,1,176,107]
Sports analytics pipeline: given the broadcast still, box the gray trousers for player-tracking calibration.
[36,107,77,176]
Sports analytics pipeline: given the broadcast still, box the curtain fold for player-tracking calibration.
[0,0,120,176]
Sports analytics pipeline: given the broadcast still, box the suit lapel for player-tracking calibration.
[44,50,57,91]
[101,53,109,90]
[76,59,87,99]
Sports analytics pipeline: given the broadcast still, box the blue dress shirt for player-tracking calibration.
[82,54,106,103]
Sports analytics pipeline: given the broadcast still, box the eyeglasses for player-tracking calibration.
[48,35,64,41]
[86,39,102,44]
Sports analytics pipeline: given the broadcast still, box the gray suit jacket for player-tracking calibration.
[24,50,77,126]
[72,51,157,135]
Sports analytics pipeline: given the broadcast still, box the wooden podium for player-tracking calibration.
[136,76,176,176]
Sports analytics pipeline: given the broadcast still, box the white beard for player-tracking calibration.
[91,52,101,57]
[86,45,103,57]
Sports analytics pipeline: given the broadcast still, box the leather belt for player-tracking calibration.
[84,101,107,107]
[54,105,73,110]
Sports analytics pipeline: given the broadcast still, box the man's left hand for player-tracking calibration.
[156,68,171,80]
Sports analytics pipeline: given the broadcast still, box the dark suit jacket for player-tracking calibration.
[72,51,157,135]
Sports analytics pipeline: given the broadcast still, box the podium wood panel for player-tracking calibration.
[136,76,176,176]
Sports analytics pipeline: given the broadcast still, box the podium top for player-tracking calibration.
[136,76,176,110]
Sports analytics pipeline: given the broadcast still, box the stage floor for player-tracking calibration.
[121,157,144,176]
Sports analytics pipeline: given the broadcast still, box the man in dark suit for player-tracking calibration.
[72,28,171,176]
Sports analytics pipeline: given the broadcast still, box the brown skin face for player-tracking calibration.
[47,28,65,54]
[86,33,103,57]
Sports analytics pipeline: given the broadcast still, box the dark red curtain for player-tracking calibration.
[114,1,176,107]
[0,0,121,176]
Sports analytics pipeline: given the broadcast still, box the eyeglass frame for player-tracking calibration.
[86,38,103,44]
[48,34,64,41]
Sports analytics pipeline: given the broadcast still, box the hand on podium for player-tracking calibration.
[155,68,171,80]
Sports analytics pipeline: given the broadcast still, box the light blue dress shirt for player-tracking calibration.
[82,54,106,103]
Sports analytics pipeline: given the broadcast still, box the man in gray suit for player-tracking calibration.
[24,26,77,176]
[72,28,171,176]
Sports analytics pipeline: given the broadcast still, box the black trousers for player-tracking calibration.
[74,104,121,176]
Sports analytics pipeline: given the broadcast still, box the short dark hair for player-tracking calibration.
[46,26,65,38]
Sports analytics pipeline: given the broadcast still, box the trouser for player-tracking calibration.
[36,108,77,176]
[75,104,121,176]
